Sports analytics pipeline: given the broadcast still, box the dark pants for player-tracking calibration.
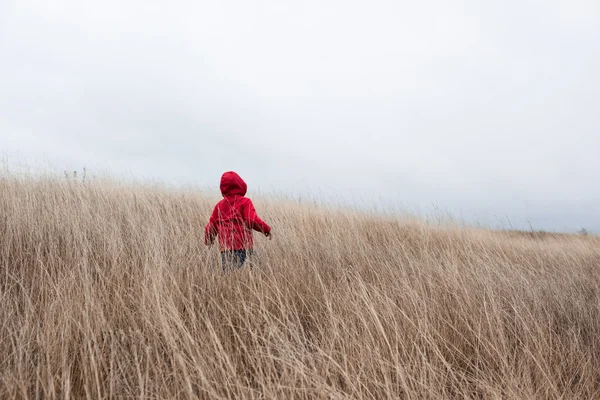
[221,250,252,271]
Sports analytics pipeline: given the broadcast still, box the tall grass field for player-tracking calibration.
[1,173,599,399]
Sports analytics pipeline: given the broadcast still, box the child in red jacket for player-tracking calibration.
[205,171,271,270]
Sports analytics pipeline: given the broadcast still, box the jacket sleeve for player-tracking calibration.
[204,206,219,245]
[241,199,271,234]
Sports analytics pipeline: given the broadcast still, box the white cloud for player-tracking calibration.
[1,0,599,232]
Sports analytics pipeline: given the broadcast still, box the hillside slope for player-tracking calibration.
[1,175,599,399]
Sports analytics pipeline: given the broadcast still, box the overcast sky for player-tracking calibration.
[1,0,599,232]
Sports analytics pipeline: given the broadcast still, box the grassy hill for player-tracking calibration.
[1,174,599,399]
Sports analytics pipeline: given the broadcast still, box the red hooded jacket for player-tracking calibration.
[204,171,271,251]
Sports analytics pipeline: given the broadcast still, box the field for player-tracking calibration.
[1,174,599,399]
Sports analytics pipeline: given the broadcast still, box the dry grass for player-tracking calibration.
[1,173,599,399]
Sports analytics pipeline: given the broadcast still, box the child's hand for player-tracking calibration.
[265,231,272,241]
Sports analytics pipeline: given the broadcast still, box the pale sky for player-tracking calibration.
[1,0,599,232]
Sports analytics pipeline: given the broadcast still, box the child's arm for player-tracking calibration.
[204,207,218,246]
[241,199,271,236]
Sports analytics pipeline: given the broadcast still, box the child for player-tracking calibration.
[205,171,271,270]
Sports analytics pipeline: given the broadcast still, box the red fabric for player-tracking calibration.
[204,171,271,251]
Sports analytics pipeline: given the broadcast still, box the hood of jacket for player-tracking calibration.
[220,171,247,197]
